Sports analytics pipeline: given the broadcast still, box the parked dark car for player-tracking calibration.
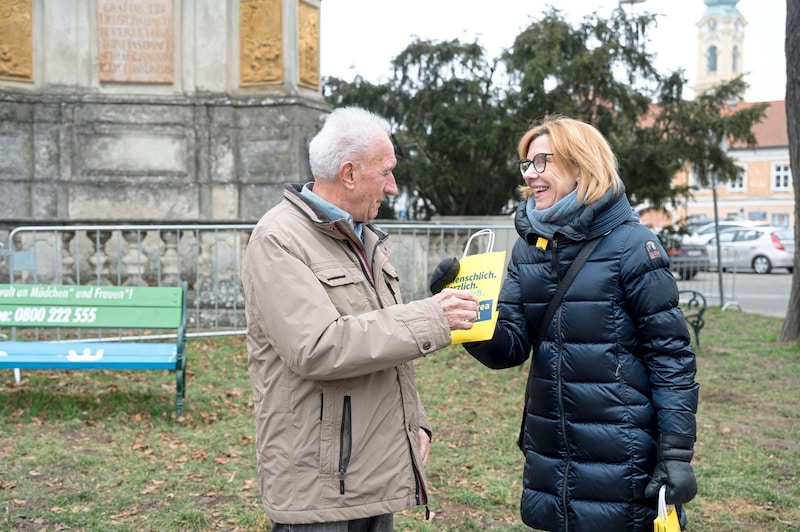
[658,230,710,280]
[666,242,710,279]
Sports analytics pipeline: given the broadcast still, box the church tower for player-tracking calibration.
[694,0,747,96]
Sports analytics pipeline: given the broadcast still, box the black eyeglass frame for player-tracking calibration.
[518,153,553,176]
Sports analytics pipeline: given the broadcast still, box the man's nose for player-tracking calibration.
[385,174,398,196]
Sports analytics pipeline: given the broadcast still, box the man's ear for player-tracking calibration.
[339,161,357,189]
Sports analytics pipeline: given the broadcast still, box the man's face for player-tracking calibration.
[351,136,398,222]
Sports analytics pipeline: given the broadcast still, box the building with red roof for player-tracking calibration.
[648,0,793,231]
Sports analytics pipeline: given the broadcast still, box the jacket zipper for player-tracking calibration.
[339,395,352,495]
[557,311,571,530]
[346,239,375,288]
[331,223,396,308]
[331,223,375,287]
[383,277,398,305]
[553,237,570,530]
[550,238,560,280]
[413,460,428,511]
[409,436,428,509]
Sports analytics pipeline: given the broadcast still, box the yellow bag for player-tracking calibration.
[445,230,506,344]
[654,485,681,532]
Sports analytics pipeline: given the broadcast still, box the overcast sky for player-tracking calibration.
[320,0,786,103]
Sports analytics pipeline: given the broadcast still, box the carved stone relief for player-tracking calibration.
[298,1,319,88]
[0,0,33,81]
[240,0,283,85]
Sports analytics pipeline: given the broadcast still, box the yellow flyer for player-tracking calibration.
[447,250,506,344]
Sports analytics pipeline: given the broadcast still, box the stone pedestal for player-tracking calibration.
[0,0,327,225]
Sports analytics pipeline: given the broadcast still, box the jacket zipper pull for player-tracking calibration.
[550,238,559,281]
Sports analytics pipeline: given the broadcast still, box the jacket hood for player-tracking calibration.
[514,185,638,243]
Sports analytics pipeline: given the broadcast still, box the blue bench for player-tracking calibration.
[0,282,188,417]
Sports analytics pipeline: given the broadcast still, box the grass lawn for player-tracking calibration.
[1,308,799,531]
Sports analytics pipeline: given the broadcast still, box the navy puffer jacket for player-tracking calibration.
[466,190,699,532]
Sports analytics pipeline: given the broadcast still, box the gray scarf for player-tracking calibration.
[525,189,585,239]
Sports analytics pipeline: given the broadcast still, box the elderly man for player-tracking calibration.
[241,106,479,531]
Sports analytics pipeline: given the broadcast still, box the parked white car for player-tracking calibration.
[774,229,795,259]
[705,226,794,274]
[682,220,769,245]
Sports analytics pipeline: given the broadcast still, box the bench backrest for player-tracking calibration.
[0,284,186,329]
[678,289,706,314]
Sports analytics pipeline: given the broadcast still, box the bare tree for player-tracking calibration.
[779,0,800,342]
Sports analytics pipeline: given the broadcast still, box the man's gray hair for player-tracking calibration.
[308,106,392,182]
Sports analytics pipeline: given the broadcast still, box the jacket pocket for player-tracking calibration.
[312,262,369,313]
[339,395,352,494]
[313,263,364,287]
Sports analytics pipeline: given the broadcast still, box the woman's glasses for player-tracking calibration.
[518,153,553,176]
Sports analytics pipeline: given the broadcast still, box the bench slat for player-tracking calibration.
[0,284,184,328]
[0,284,183,306]
[0,304,182,328]
[0,341,178,369]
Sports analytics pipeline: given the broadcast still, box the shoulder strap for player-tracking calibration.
[530,234,604,353]
[517,234,604,452]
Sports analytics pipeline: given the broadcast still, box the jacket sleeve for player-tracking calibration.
[464,240,532,370]
[242,229,454,381]
[620,231,699,439]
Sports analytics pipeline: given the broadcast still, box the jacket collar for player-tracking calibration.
[515,185,638,245]
[283,183,389,247]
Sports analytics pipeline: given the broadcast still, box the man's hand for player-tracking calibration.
[430,257,460,294]
[418,428,431,467]
[433,289,479,330]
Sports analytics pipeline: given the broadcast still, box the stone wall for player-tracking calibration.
[0,91,327,223]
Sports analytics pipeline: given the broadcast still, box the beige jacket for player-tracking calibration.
[241,184,452,524]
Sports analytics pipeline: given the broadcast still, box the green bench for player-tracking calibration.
[0,282,188,417]
[678,289,706,348]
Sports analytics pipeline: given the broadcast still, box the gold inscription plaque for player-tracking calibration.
[97,0,174,83]
[0,0,33,81]
[298,1,319,88]
[240,0,283,85]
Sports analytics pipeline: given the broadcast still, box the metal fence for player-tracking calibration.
[0,222,519,339]
[0,222,740,339]
[674,248,741,310]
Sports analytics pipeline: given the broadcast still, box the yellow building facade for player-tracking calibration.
[645,0,793,231]
[676,100,793,229]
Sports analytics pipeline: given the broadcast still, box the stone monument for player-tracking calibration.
[0,0,328,225]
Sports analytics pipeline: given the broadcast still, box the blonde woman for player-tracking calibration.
[435,115,699,531]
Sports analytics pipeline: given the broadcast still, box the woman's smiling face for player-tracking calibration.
[523,134,579,210]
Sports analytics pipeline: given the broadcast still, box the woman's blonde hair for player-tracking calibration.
[517,115,622,204]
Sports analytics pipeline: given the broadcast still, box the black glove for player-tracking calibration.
[430,256,460,294]
[644,433,697,505]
